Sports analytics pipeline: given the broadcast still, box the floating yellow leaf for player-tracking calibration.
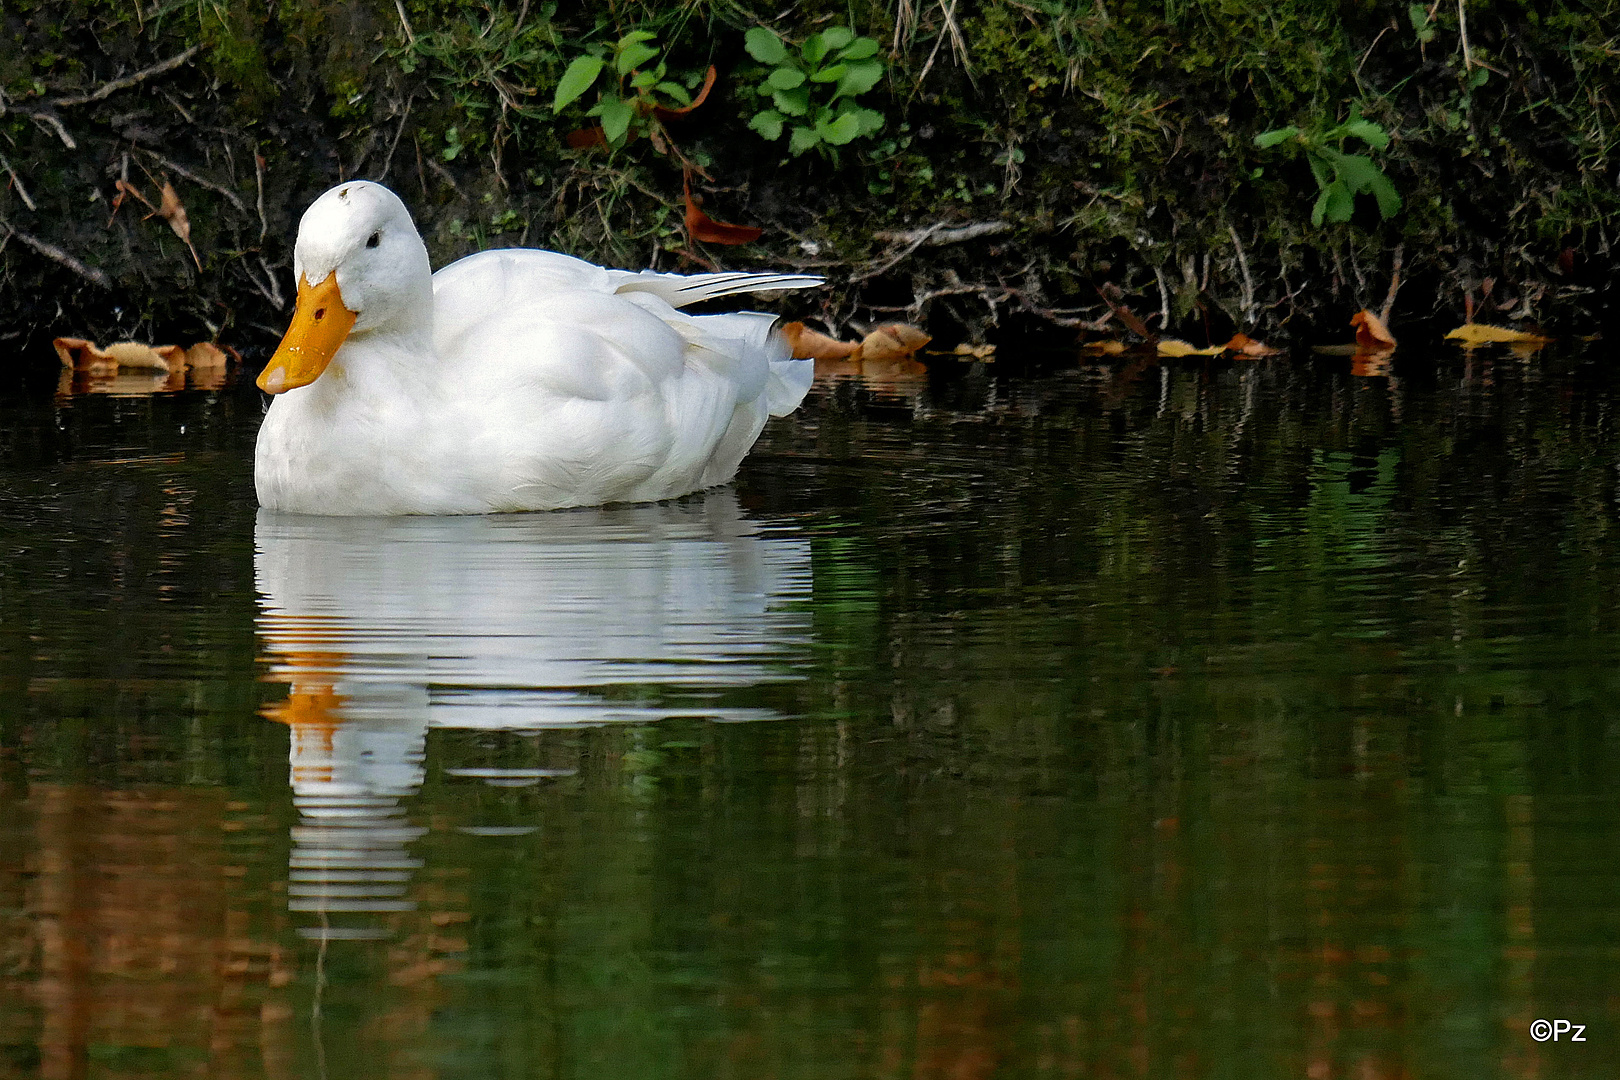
[1157,338,1225,357]
[1223,332,1284,357]
[858,323,932,362]
[952,343,996,360]
[781,321,858,360]
[1444,323,1552,348]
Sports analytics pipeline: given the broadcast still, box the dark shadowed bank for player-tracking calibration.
[2,0,1618,365]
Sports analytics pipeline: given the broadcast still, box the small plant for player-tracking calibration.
[1255,106,1402,227]
[552,31,706,148]
[744,26,885,158]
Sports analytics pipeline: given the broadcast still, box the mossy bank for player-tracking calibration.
[3,0,1619,361]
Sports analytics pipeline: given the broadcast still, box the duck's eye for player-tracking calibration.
[366,231,381,249]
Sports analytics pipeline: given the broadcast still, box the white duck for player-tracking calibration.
[254,181,820,515]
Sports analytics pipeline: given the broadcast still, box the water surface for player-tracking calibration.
[1,345,1618,1079]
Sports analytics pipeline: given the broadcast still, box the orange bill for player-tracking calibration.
[257,271,357,393]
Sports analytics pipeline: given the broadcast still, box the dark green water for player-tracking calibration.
[1,347,1618,1080]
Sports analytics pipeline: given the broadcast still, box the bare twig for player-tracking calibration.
[394,0,416,46]
[11,110,77,150]
[1457,0,1472,70]
[0,154,36,211]
[872,221,1011,246]
[51,45,202,107]
[133,146,247,211]
[1379,243,1404,323]
[1228,223,1256,326]
[1154,266,1170,328]
[254,150,268,243]
[0,220,111,287]
[379,95,414,181]
[853,223,944,282]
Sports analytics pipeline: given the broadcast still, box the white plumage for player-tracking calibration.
[254,181,820,515]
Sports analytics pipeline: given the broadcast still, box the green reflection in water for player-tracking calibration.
[0,349,1617,1080]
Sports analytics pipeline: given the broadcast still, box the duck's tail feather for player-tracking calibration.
[609,270,824,308]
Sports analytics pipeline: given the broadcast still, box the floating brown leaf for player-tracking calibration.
[1223,332,1284,357]
[952,342,996,360]
[1350,309,1397,350]
[1444,323,1552,348]
[857,323,931,362]
[683,179,763,245]
[781,321,858,360]
[53,337,185,372]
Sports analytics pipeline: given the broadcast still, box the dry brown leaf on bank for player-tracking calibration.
[781,321,859,360]
[145,179,201,270]
[857,323,931,361]
[683,178,763,245]
[1157,338,1225,358]
[1223,332,1284,357]
[53,337,185,372]
[1351,309,1397,350]
[1444,323,1552,348]
[652,65,718,120]
[108,178,157,226]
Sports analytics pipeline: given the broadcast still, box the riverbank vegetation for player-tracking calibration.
[2,0,1618,358]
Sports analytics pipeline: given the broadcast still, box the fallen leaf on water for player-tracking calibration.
[1081,340,1129,356]
[1223,332,1284,357]
[1351,352,1392,378]
[186,341,236,367]
[1444,323,1552,348]
[952,343,996,360]
[684,178,763,245]
[1350,309,1397,350]
[1157,338,1225,358]
[54,337,185,372]
[1311,344,1362,357]
[781,321,859,360]
[782,321,931,362]
[858,323,931,362]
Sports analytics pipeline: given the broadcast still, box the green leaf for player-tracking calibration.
[620,29,657,44]
[1310,185,1330,227]
[1367,169,1403,218]
[1342,119,1389,150]
[1323,179,1355,223]
[789,125,823,155]
[616,41,658,75]
[552,54,604,111]
[766,67,806,90]
[772,86,811,116]
[597,97,634,144]
[1306,150,1333,189]
[839,37,881,60]
[744,27,788,64]
[1468,65,1489,88]
[810,63,846,83]
[851,107,885,136]
[1407,3,1428,31]
[655,81,691,105]
[749,110,785,141]
[1254,126,1300,148]
[801,33,828,68]
[1319,149,1367,189]
[834,59,884,99]
[630,69,658,89]
[820,26,854,49]
[819,111,862,145]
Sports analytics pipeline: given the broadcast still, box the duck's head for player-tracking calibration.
[258,181,432,394]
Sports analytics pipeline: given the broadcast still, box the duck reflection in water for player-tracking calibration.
[254,491,812,939]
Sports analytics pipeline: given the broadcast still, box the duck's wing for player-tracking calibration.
[605,270,824,308]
